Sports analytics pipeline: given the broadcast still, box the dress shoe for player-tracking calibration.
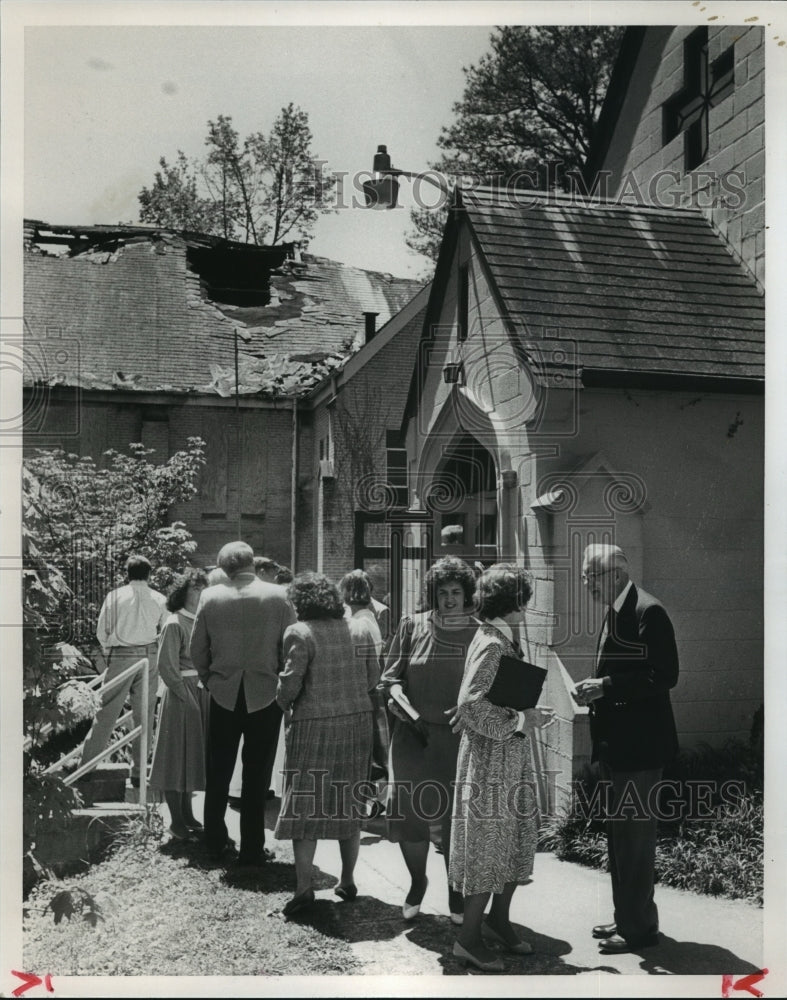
[592,922,617,939]
[452,940,505,973]
[168,825,197,842]
[184,819,203,832]
[482,918,534,955]
[282,888,315,917]
[598,932,660,954]
[236,847,275,866]
[207,837,236,862]
[334,883,358,902]
[402,876,428,920]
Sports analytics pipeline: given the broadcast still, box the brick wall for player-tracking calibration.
[24,392,296,568]
[602,25,764,286]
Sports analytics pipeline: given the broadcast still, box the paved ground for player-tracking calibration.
[190,792,763,980]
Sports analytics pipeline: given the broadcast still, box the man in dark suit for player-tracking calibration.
[191,541,296,865]
[574,543,679,955]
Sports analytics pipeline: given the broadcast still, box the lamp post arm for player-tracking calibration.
[379,168,452,196]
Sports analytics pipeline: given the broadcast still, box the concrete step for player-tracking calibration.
[34,803,144,875]
[72,763,129,805]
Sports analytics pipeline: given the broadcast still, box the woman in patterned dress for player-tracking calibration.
[380,557,478,925]
[449,564,556,972]
[275,573,381,916]
[149,568,210,839]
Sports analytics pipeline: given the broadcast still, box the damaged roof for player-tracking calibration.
[23,221,424,396]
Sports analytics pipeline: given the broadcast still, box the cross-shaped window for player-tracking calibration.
[662,27,735,171]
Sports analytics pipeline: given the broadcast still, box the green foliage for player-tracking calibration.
[24,437,205,652]
[134,151,223,234]
[49,887,104,927]
[22,437,205,892]
[139,105,336,247]
[407,25,624,261]
[23,770,84,857]
[110,805,165,851]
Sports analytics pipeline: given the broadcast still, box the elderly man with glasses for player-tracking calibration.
[574,543,680,955]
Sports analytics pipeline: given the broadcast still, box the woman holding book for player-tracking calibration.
[379,556,478,926]
[448,563,555,972]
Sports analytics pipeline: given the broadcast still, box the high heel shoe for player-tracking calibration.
[334,883,358,902]
[402,876,428,920]
[282,888,315,917]
[452,940,505,972]
[482,918,534,954]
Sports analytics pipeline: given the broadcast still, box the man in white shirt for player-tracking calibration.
[79,554,168,786]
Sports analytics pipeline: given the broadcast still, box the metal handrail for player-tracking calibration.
[41,711,133,774]
[37,657,151,809]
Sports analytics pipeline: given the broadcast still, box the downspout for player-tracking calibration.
[291,395,298,571]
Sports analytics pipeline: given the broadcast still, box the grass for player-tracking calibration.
[538,739,764,906]
[23,811,362,977]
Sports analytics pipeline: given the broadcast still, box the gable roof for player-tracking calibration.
[23,221,424,396]
[459,186,763,387]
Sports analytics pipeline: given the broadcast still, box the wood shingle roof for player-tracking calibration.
[460,187,764,385]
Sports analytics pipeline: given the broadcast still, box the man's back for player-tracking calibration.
[190,573,295,712]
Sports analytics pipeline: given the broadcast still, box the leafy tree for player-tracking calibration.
[139,104,336,246]
[408,26,624,261]
[136,152,223,234]
[24,437,206,653]
[22,438,206,890]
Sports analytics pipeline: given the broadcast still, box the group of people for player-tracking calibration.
[80,540,679,972]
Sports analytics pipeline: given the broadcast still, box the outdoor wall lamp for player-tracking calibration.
[363,145,451,209]
[442,361,465,385]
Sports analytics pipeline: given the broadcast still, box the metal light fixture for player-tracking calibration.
[442,361,465,385]
[363,145,451,210]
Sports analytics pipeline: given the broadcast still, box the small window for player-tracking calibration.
[457,264,469,342]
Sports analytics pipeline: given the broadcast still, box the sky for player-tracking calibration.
[23,21,497,278]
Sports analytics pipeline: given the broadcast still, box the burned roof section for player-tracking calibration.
[23,220,424,396]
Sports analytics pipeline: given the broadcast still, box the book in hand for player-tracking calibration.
[388,685,430,747]
[486,654,548,711]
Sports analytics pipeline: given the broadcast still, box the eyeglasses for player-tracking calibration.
[581,568,614,584]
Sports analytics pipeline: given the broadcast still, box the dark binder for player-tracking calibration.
[487,654,548,711]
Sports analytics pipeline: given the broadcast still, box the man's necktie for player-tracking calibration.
[596,608,614,674]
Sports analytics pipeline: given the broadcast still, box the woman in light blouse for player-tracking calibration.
[275,572,380,916]
[149,568,209,839]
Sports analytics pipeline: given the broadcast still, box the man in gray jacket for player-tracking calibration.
[191,541,295,864]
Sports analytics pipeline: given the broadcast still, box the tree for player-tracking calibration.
[136,152,223,234]
[22,438,206,889]
[138,104,336,246]
[24,438,206,652]
[407,26,624,261]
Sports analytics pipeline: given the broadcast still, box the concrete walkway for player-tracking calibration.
[196,794,763,979]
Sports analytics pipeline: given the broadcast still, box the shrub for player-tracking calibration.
[24,437,205,650]
[22,438,206,894]
[540,738,763,905]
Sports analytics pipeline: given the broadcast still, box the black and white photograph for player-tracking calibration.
[1,0,785,995]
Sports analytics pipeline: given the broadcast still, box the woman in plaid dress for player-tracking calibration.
[275,572,381,916]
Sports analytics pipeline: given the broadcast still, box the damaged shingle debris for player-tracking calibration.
[24,220,424,398]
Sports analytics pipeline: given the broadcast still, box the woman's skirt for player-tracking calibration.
[275,710,373,840]
[386,719,460,844]
[149,676,209,792]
